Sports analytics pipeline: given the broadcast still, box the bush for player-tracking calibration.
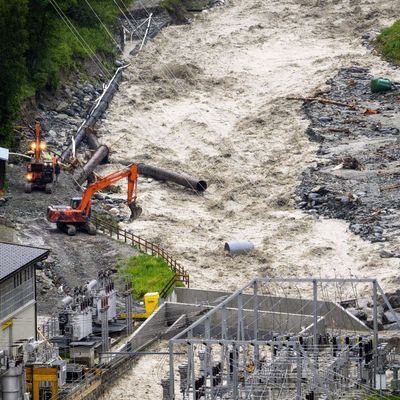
[376,20,400,65]
[117,254,177,299]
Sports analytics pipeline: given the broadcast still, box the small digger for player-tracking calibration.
[25,121,53,193]
[47,163,142,236]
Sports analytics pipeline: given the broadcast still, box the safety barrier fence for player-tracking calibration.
[92,215,190,296]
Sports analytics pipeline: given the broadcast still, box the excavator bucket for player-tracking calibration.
[129,203,142,220]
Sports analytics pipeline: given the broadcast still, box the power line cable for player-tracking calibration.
[48,0,112,79]
[83,0,122,50]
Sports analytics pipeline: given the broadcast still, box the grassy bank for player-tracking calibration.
[376,20,400,65]
[117,254,178,299]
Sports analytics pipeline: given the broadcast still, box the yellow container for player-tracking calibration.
[143,292,160,317]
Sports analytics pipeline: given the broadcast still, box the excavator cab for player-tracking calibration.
[70,197,82,210]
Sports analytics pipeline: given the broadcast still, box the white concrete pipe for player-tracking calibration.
[224,240,254,255]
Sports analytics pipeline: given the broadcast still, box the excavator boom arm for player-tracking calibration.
[34,121,41,161]
[78,164,138,216]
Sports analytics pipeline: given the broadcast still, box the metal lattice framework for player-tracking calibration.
[166,277,400,399]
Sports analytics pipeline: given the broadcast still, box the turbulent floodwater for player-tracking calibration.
[98,0,400,397]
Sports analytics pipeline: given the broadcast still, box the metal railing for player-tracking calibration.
[92,215,190,295]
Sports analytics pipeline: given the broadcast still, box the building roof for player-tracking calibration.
[0,242,49,282]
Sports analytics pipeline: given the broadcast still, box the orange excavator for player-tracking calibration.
[25,121,54,193]
[47,164,142,236]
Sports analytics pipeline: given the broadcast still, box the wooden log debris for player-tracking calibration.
[287,96,360,110]
[380,183,400,192]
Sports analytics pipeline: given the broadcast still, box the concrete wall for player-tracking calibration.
[0,266,35,321]
[127,302,167,351]
[0,301,36,356]
[171,287,368,332]
[165,302,316,339]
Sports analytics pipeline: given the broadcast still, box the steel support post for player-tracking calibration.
[313,279,319,394]
[221,305,227,340]
[205,317,211,398]
[125,284,133,336]
[237,292,244,341]
[169,340,175,399]
[232,342,238,400]
[253,280,259,368]
[373,280,378,389]
[296,342,302,400]
[221,305,227,387]
[313,280,318,360]
[187,333,196,400]
[101,303,109,356]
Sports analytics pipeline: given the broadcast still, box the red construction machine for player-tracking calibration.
[25,121,54,193]
[47,164,142,236]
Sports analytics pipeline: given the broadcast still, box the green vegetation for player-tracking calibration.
[0,0,29,148]
[376,20,400,65]
[367,395,400,400]
[0,0,127,147]
[117,254,178,299]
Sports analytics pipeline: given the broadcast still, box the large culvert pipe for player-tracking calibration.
[85,130,101,150]
[137,163,207,192]
[76,145,109,184]
[224,241,254,255]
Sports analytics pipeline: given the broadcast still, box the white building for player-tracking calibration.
[0,242,49,356]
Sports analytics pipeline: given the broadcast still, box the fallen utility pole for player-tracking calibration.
[61,64,129,161]
[76,145,109,185]
[139,13,153,51]
[137,163,207,192]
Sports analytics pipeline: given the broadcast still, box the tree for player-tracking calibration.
[0,0,122,148]
[0,0,29,147]
[26,0,74,89]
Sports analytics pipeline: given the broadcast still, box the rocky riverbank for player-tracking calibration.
[297,65,400,246]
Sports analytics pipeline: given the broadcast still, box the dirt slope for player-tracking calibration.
[99,0,400,295]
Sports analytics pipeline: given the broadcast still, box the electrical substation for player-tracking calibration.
[163,278,400,399]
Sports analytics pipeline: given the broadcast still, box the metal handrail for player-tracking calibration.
[92,215,190,294]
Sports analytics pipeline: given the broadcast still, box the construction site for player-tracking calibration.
[1,0,400,399]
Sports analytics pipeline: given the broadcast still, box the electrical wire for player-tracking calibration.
[83,0,122,50]
[48,0,112,79]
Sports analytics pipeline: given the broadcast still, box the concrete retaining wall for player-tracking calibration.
[171,287,369,332]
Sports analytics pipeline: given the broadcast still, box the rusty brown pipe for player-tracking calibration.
[137,163,207,192]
